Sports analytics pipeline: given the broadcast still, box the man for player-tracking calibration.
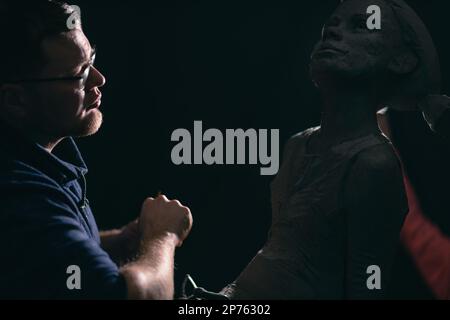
[0,0,192,299]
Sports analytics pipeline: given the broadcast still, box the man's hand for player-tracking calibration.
[120,195,193,300]
[139,195,193,247]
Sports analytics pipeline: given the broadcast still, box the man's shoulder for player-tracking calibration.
[0,156,60,190]
[0,157,75,213]
[0,158,80,224]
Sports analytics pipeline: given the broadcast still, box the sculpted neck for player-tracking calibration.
[318,83,383,150]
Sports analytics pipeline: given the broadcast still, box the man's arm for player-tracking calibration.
[0,176,191,300]
[119,195,193,300]
[100,220,139,265]
[100,229,124,261]
[97,196,192,299]
[400,174,450,300]
[121,233,178,299]
[0,184,127,299]
[343,146,408,299]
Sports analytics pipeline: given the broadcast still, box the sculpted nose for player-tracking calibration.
[322,26,343,42]
[321,15,343,42]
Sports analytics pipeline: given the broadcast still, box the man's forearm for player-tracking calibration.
[401,174,450,299]
[401,208,450,300]
[100,229,127,264]
[120,233,178,300]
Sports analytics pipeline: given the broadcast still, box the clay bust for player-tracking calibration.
[218,0,439,299]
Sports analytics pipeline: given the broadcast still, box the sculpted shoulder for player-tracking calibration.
[345,142,407,208]
[282,126,320,158]
[352,143,401,174]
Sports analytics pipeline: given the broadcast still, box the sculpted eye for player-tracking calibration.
[350,14,371,31]
[354,17,367,29]
[351,15,380,33]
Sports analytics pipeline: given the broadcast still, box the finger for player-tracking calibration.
[158,194,169,202]
[183,206,192,217]
[142,197,155,207]
[171,199,182,207]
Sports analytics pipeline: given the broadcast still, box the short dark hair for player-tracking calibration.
[0,0,81,83]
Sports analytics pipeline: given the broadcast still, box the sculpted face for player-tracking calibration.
[310,0,415,89]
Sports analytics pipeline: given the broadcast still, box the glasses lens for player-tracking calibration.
[81,54,96,88]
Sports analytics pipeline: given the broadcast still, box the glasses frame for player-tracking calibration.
[4,52,97,89]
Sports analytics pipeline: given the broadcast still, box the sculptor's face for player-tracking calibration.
[32,29,106,138]
[1,29,107,140]
[310,0,405,86]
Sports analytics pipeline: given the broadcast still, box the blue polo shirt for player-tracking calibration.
[0,124,126,299]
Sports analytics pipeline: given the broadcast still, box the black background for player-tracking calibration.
[70,0,450,297]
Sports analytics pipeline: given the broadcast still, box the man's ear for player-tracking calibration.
[0,84,29,120]
[388,50,418,75]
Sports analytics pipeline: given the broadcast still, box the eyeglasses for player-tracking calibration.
[6,53,96,89]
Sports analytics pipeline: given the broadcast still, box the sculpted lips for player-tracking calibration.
[313,43,348,57]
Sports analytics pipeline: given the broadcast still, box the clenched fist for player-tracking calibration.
[139,195,193,247]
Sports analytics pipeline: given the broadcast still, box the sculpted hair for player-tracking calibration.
[340,0,441,107]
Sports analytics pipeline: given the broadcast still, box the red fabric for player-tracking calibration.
[400,173,450,300]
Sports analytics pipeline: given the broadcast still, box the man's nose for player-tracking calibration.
[322,26,343,42]
[88,66,106,88]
